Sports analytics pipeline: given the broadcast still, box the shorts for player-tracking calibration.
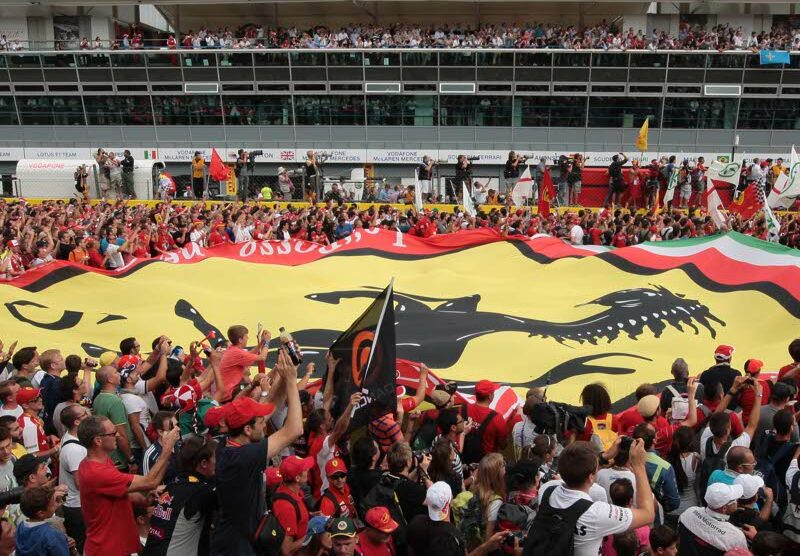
[611,178,625,193]
[419,179,431,195]
[680,183,691,198]
[569,180,582,194]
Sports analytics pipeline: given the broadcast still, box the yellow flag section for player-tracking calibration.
[0,239,795,405]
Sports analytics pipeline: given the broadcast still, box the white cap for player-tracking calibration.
[734,474,764,499]
[704,482,744,509]
[425,481,452,522]
[277,167,286,175]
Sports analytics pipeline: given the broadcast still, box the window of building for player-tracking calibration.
[84,96,153,125]
[16,95,84,125]
[293,95,364,125]
[588,96,662,128]
[738,98,800,130]
[662,97,738,128]
[151,95,222,125]
[516,96,587,127]
[0,97,18,125]
[221,95,292,125]
[439,95,511,126]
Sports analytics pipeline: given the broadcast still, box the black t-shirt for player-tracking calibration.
[406,516,466,556]
[389,474,428,521]
[699,364,741,398]
[504,160,519,179]
[143,472,216,556]
[121,155,134,173]
[57,242,74,261]
[349,468,382,507]
[419,163,433,181]
[211,437,268,556]
[763,436,797,486]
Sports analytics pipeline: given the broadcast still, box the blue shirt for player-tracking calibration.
[334,223,353,239]
[646,451,680,514]
[15,521,70,556]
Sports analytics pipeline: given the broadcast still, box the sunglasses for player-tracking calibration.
[331,473,347,480]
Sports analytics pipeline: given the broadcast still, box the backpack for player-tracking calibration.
[253,492,299,555]
[783,472,800,543]
[495,501,536,535]
[522,485,593,556]
[452,490,492,548]
[666,385,689,421]
[359,474,407,527]
[587,415,617,452]
[411,414,438,451]
[755,431,797,514]
[461,409,497,465]
[696,436,733,504]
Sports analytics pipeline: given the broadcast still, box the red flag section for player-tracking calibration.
[538,168,555,217]
[728,183,762,220]
[209,148,229,182]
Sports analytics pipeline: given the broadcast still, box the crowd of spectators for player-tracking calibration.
[4,20,800,52]
[0,289,796,556]
[0,183,799,279]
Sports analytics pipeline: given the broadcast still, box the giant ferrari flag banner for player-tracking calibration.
[1,229,798,405]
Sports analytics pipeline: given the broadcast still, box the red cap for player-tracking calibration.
[266,467,283,489]
[279,455,314,481]
[365,506,399,533]
[117,354,141,372]
[16,387,41,405]
[325,457,348,477]
[474,380,500,397]
[745,359,764,375]
[225,396,275,429]
[203,403,233,428]
[714,345,735,361]
[174,379,203,413]
[6,239,18,249]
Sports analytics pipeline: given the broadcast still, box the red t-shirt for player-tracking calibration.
[273,484,310,540]
[738,379,771,425]
[219,346,259,401]
[694,402,744,437]
[615,406,642,435]
[466,404,507,454]
[319,484,356,518]
[401,397,419,414]
[307,433,324,499]
[359,534,395,556]
[78,458,139,556]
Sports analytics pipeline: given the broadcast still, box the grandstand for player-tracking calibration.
[0,1,799,193]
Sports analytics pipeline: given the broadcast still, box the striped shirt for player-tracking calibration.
[434,435,463,478]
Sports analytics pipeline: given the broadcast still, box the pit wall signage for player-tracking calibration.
[6,148,792,166]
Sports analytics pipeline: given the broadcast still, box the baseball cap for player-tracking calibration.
[637,395,660,418]
[365,506,399,534]
[475,380,499,397]
[327,517,357,538]
[203,403,232,428]
[5,239,18,249]
[117,354,140,372]
[714,345,735,361]
[325,457,348,477]
[302,516,330,546]
[425,481,453,522]
[744,359,764,375]
[266,467,284,490]
[13,454,46,485]
[225,396,275,429]
[279,456,314,481]
[704,482,744,509]
[15,387,41,405]
[734,473,764,499]
[99,351,118,367]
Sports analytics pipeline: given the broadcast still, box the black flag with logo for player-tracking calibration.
[329,280,396,427]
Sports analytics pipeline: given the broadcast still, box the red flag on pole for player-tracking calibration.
[728,183,761,220]
[538,168,555,217]
[209,149,229,182]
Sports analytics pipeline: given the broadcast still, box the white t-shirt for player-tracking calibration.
[120,391,151,449]
[58,431,87,508]
[698,428,751,461]
[133,379,160,418]
[0,405,22,419]
[570,225,585,245]
[189,229,205,245]
[316,434,338,493]
[537,481,631,556]
[511,417,537,453]
[19,414,42,453]
[595,468,637,504]
[105,243,124,269]
[678,506,747,552]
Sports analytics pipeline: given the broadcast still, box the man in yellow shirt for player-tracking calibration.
[771,157,788,186]
[191,151,206,199]
[260,185,273,200]
[0,415,28,460]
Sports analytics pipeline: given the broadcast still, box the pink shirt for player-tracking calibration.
[219,346,259,401]
[601,525,650,556]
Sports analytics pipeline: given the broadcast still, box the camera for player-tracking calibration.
[619,435,633,454]
[0,486,23,507]
[531,401,591,441]
[84,358,97,368]
[504,531,525,547]
[413,448,431,462]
